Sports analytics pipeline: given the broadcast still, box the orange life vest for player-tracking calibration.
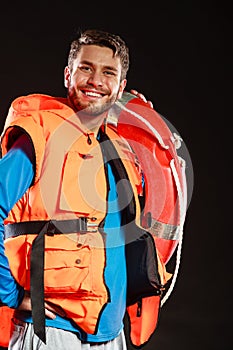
[0,92,187,348]
[0,306,14,347]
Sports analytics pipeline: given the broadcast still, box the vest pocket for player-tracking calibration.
[60,150,107,216]
[25,236,92,294]
[44,246,91,293]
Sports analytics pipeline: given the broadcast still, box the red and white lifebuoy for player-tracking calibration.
[106,92,189,346]
[108,92,188,303]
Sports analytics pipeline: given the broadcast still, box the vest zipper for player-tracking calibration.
[87,133,92,145]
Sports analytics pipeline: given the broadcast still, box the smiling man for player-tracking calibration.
[0,29,176,350]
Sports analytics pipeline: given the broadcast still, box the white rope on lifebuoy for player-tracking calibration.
[161,157,187,306]
[115,101,169,150]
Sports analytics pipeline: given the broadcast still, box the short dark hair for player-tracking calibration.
[67,29,130,80]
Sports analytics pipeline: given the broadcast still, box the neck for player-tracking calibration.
[66,97,107,135]
[77,111,106,135]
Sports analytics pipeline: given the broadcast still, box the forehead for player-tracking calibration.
[72,45,122,71]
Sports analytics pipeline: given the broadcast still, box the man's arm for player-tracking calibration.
[0,134,34,307]
[0,134,70,319]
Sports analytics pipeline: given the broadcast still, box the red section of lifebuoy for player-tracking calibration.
[112,94,185,264]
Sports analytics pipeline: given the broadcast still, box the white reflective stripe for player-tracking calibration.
[118,91,134,105]
[148,219,180,240]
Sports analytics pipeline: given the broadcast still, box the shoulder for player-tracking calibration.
[10,94,68,113]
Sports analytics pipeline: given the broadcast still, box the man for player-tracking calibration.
[0,29,185,349]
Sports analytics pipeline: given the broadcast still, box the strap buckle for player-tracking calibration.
[86,217,98,233]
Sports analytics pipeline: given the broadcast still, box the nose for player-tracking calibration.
[87,71,103,87]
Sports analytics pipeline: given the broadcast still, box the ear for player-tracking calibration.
[117,79,127,99]
[64,66,70,88]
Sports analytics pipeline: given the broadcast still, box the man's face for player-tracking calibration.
[64,45,127,116]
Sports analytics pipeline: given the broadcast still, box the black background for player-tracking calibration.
[0,1,232,349]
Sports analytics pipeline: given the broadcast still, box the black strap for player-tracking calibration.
[4,218,88,239]
[98,129,162,305]
[98,128,136,225]
[31,224,46,342]
[5,218,88,344]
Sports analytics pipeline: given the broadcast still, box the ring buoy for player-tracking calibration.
[106,92,189,346]
[108,92,188,302]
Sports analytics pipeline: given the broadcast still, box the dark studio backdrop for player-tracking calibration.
[0,1,232,349]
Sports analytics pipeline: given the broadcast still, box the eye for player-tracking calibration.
[103,70,116,76]
[79,65,92,72]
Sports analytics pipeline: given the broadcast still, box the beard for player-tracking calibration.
[67,86,119,116]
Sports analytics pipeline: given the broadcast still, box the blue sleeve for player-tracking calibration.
[0,134,34,308]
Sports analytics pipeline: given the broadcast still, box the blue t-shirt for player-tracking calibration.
[0,135,127,342]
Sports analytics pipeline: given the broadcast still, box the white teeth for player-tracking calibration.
[85,91,102,97]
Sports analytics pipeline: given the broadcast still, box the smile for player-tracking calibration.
[82,91,104,98]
